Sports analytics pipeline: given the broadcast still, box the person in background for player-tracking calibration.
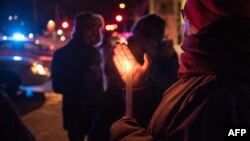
[128,14,179,90]
[89,14,178,141]
[0,90,36,141]
[88,31,125,141]
[126,14,178,128]
[111,0,250,140]
[51,11,104,141]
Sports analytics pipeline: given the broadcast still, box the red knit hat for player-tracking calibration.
[184,0,250,31]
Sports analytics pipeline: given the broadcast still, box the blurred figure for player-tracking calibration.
[89,14,178,141]
[110,0,250,141]
[88,31,125,141]
[127,14,178,127]
[51,12,104,141]
[128,14,179,90]
[0,90,36,141]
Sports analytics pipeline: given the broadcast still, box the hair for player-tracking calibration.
[72,11,104,38]
[131,14,165,41]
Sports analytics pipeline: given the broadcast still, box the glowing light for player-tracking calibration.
[31,63,50,76]
[125,60,132,117]
[2,36,7,40]
[13,56,23,61]
[57,29,63,35]
[28,33,34,38]
[60,36,66,41]
[25,88,33,97]
[13,33,25,40]
[13,15,18,20]
[62,21,69,29]
[8,16,13,21]
[35,40,40,45]
[49,45,55,50]
[47,20,56,31]
[116,15,123,22]
[105,24,118,31]
[119,3,126,9]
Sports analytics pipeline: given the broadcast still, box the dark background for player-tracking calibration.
[0,0,147,34]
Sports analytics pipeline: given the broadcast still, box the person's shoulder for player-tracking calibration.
[53,45,70,56]
[168,75,217,94]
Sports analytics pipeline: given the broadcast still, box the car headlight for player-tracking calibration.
[31,62,50,76]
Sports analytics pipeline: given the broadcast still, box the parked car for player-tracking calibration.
[0,34,52,98]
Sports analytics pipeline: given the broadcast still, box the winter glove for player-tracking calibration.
[110,116,153,141]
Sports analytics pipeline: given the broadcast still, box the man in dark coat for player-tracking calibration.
[51,12,104,141]
[0,90,36,141]
[110,0,250,140]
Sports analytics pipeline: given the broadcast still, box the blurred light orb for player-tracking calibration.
[13,56,22,61]
[35,40,40,45]
[60,36,66,41]
[119,3,126,9]
[8,16,13,21]
[116,15,123,22]
[14,15,18,20]
[2,36,8,40]
[57,29,63,35]
[28,33,34,38]
[47,20,56,31]
[105,24,118,31]
[62,21,69,29]
[13,33,25,40]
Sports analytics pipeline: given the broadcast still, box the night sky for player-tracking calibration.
[0,0,146,34]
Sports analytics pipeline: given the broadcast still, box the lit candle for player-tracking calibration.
[125,61,133,117]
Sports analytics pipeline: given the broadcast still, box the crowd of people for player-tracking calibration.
[1,0,250,141]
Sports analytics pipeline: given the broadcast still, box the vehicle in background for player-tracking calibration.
[0,33,53,98]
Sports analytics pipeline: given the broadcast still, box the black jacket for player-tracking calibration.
[51,38,103,132]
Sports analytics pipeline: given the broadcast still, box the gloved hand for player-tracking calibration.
[110,116,153,141]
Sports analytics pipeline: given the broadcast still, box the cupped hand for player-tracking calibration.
[113,43,151,88]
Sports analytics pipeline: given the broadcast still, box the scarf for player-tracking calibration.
[179,17,250,80]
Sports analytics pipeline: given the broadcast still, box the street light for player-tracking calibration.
[115,15,123,22]
[62,21,69,29]
[119,3,126,9]
[47,20,56,32]
[57,29,63,35]
[105,24,118,31]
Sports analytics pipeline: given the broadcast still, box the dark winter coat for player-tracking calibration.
[51,37,103,132]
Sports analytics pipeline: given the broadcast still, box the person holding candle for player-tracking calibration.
[89,14,178,141]
[110,0,250,140]
[125,14,178,128]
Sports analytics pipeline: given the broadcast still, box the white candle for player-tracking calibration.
[125,61,133,117]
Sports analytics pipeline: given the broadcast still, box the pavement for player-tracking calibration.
[18,93,68,141]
